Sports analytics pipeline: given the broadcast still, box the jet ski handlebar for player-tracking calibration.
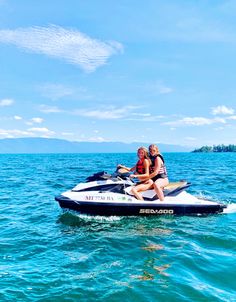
[85,169,134,182]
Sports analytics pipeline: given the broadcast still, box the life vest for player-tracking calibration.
[149,154,167,176]
[136,159,146,174]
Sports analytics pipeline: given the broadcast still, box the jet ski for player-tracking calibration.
[55,170,226,216]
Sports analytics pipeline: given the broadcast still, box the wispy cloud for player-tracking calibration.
[39,83,74,100]
[31,117,43,124]
[211,105,234,115]
[227,115,236,120]
[0,25,123,72]
[38,83,92,101]
[0,99,14,107]
[38,102,166,122]
[151,82,173,95]
[157,85,173,94]
[14,115,22,120]
[143,81,173,95]
[86,136,107,142]
[73,105,140,120]
[27,127,55,135]
[127,113,165,122]
[0,128,33,138]
[0,126,55,138]
[39,105,63,113]
[214,126,225,131]
[164,116,226,127]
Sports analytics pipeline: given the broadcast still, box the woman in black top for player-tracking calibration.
[148,144,169,201]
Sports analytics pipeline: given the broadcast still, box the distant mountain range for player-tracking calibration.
[0,138,192,153]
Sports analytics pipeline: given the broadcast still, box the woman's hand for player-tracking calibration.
[117,164,130,171]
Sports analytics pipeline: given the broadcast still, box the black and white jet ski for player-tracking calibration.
[55,170,226,216]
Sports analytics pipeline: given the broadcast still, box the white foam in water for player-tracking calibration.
[75,213,122,221]
[223,203,236,214]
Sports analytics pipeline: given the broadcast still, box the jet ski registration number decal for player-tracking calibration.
[139,209,174,214]
[85,195,114,201]
[85,195,132,201]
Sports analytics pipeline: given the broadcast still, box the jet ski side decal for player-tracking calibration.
[139,209,174,214]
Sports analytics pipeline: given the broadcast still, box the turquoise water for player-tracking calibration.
[0,153,236,302]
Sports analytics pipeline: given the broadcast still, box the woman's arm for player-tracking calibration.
[118,164,136,172]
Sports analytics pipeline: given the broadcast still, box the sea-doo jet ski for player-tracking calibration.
[55,170,226,216]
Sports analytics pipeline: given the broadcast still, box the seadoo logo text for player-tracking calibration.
[139,209,174,214]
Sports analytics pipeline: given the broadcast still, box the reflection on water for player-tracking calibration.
[132,241,171,282]
[141,243,164,251]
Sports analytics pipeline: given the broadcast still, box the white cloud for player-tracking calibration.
[127,114,165,122]
[39,105,62,113]
[0,25,123,72]
[87,136,107,142]
[38,83,92,101]
[227,115,236,120]
[214,126,225,131]
[0,128,33,138]
[0,126,56,138]
[73,105,139,120]
[14,115,22,120]
[130,113,152,117]
[31,117,43,124]
[211,105,234,115]
[143,81,173,95]
[214,117,227,124]
[39,83,74,100]
[164,116,226,127]
[154,82,173,94]
[158,85,173,94]
[75,109,122,119]
[0,99,14,107]
[27,127,55,135]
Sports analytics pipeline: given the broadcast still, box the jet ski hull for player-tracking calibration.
[55,173,226,216]
[55,194,226,216]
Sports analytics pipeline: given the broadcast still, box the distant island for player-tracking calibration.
[193,144,236,153]
[0,137,192,153]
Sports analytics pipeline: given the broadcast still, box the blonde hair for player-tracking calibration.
[148,144,160,154]
[137,146,149,159]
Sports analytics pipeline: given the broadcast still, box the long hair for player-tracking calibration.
[148,144,160,155]
[137,146,149,159]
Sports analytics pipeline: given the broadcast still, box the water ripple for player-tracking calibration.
[0,153,236,301]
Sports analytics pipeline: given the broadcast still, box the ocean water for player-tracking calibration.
[0,153,236,302]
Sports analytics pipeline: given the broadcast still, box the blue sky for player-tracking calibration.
[0,0,236,147]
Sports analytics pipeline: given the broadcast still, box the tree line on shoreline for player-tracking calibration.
[193,144,236,153]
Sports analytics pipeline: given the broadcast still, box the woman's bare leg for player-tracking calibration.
[153,178,169,201]
[131,180,153,200]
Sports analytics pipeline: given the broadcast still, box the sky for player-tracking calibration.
[0,0,236,147]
